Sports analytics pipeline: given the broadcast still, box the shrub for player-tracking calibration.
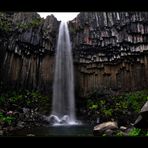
[84,89,148,125]
[128,128,141,136]
[0,112,15,125]
[0,89,51,114]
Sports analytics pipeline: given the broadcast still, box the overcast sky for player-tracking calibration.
[38,12,79,22]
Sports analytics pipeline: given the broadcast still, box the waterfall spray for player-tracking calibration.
[49,21,77,125]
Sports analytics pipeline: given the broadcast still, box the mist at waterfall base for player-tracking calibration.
[46,21,80,126]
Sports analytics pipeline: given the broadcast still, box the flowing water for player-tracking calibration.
[49,21,77,125]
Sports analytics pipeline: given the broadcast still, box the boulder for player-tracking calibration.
[104,129,114,136]
[134,101,148,129]
[140,101,148,117]
[0,130,3,136]
[27,134,35,137]
[17,121,25,129]
[134,115,148,129]
[93,121,118,136]
[119,126,127,131]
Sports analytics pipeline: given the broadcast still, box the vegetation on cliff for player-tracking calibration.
[0,87,51,135]
[16,18,43,30]
[0,12,12,32]
[78,89,148,126]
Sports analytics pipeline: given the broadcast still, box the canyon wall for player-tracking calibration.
[0,12,148,97]
[0,12,59,94]
[69,12,148,97]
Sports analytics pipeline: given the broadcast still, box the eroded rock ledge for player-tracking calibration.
[69,12,148,96]
[0,12,59,93]
[0,12,148,97]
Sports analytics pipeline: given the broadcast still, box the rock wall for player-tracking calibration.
[0,12,148,97]
[0,12,59,94]
[69,12,148,97]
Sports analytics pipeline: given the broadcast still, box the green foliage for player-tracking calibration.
[0,18,12,32]
[0,96,5,104]
[0,12,4,17]
[0,12,12,32]
[85,89,148,125]
[0,89,51,127]
[89,104,98,110]
[123,91,148,112]
[116,131,124,136]
[128,128,141,136]
[17,18,43,30]
[2,116,15,125]
[31,18,43,27]
[0,112,15,125]
[0,89,51,114]
[0,13,43,32]
[102,108,113,116]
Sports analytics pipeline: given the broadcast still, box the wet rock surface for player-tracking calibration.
[134,101,148,129]
[0,12,148,97]
[93,121,133,136]
[69,12,148,97]
[140,101,148,115]
[93,121,118,136]
[0,12,59,94]
[0,107,45,136]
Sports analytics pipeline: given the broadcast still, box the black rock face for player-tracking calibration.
[0,12,59,93]
[69,12,148,97]
[0,12,148,97]
[134,101,148,129]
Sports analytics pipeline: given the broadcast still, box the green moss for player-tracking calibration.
[123,91,148,112]
[0,18,12,32]
[116,131,124,136]
[17,18,43,30]
[84,89,148,124]
[0,112,15,125]
[0,89,51,114]
[89,104,98,110]
[128,128,141,136]
[102,108,113,116]
[31,18,43,27]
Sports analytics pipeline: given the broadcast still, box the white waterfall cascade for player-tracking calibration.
[48,21,79,125]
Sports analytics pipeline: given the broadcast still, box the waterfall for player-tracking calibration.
[49,21,77,125]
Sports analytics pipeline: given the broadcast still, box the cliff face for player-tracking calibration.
[0,12,59,93]
[69,12,148,96]
[0,12,148,97]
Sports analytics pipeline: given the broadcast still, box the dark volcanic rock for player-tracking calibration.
[134,115,148,129]
[0,12,59,94]
[0,12,148,97]
[140,101,148,117]
[69,12,148,97]
[134,101,148,129]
